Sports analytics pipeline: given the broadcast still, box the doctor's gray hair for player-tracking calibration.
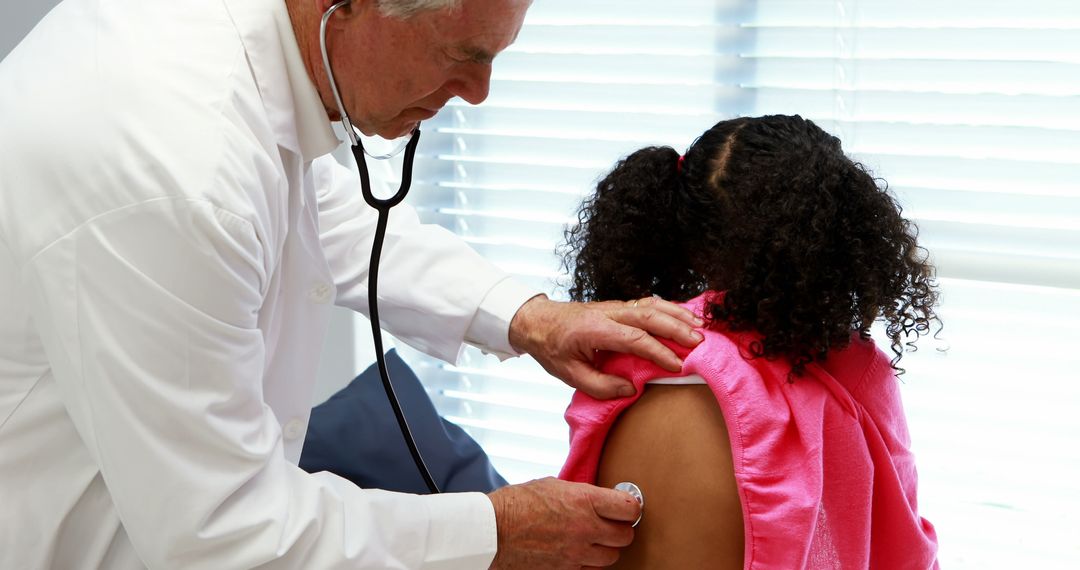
[377,0,461,18]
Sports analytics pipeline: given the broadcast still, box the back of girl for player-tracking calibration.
[560,115,940,569]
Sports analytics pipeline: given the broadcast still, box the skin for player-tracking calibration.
[596,385,744,569]
[286,2,706,566]
[291,0,529,138]
[509,295,705,399]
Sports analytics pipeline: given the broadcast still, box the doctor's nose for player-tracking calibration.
[447,64,492,106]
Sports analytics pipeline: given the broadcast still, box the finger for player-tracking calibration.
[592,520,635,549]
[590,485,643,524]
[633,295,704,327]
[617,303,703,349]
[566,360,636,399]
[596,323,684,372]
[582,544,622,568]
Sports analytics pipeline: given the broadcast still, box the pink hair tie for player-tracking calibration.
[677,154,686,173]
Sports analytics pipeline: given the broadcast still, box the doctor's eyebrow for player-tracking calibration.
[457,45,495,65]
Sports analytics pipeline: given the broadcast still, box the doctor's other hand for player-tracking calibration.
[508,295,704,399]
[487,477,639,570]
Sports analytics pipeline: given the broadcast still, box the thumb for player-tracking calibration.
[589,485,642,523]
[566,360,636,400]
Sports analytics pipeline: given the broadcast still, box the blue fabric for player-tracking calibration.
[300,350,508,494]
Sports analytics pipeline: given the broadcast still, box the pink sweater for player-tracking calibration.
[560,293,939,569]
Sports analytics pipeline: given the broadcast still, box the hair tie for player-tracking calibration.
[677,154,686,173]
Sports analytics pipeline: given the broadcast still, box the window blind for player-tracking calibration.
[391,1,1080,567]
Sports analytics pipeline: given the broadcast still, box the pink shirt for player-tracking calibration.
[560,293,939,569]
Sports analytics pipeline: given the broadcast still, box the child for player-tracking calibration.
[560,115,940,569]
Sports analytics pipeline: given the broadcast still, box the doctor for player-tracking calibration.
[0,0,704,568]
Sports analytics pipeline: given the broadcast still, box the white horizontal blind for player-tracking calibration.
[395,1,1080,567]
[400,0,737,486]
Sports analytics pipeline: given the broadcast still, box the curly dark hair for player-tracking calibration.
[563,115,940,376]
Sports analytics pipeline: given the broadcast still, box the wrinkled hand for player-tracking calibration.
[487,477,640,569]
[508,295,704,399]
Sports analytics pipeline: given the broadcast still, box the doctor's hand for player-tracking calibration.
[487,477,640,569]
[508,295,704,399]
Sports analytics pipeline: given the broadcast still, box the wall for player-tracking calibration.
[0,0,62,59]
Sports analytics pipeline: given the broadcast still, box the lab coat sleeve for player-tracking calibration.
[313,154,540,363]
[23,198,497,569]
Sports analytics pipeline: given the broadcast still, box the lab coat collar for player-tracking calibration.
[224,0,340,162]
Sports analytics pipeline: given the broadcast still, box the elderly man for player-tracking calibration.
[0,0,704,568]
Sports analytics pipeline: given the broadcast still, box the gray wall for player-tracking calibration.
[0,0,62,59]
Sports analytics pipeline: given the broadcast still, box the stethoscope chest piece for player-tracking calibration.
[614,481,644,527]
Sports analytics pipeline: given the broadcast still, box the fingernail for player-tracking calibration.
[691,331,703,342]
[693,317,704,326]
[617,384,636,397]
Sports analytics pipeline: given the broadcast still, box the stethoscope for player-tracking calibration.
[319,2,645,523]
[321,0,439,494]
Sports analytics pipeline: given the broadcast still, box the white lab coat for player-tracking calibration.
[0,0,537,567]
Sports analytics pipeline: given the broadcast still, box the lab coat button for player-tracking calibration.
[309,282,333,304]
[283,419,307,441]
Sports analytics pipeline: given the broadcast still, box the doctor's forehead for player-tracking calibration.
[437,0,532,55]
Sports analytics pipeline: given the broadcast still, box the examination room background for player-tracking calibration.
[3,1,1078,569]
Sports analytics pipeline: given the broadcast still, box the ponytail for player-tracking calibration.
[564,146,704,302]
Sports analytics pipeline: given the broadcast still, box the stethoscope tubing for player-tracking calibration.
[322,0,440,494]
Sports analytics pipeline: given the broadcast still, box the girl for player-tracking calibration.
[560,115,941,569]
